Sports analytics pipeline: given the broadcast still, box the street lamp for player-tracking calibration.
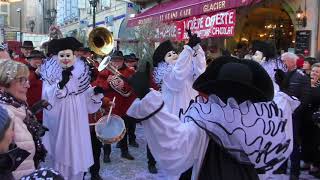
[296,0,307,27]
[46,9,57,25]
[89,0,98,28]
[16,8,22,42]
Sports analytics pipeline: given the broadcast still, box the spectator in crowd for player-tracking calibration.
[301,62,320,178]
[303,57,317,76]
[0,60,47,179]
[15,41,35,64]
[0,106,30,180]
[277,52,311,180]
[296,54,305,69]
[26,50,45,122]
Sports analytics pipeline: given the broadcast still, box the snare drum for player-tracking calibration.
[95,114,126,144]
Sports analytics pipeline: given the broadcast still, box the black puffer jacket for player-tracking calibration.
[283,69,311,114]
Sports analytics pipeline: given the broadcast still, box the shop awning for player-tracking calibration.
[128,0,261,27]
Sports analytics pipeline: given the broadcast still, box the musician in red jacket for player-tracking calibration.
[26,50,45,122]
[92,50,136,162]
[15,41,35,64]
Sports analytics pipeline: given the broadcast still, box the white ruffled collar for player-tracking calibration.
[153,62,173,88]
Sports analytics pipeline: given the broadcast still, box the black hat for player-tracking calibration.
[193,56,274,104]
[56,37,83,52]
[65,37,83,51]
[78,47,91,52]
[21,168,64,180]
[27,50,45,60]
[124,53,139,62]
[110,50,124,60]
[153,40,175,67]
[21,41,35,49]
[48,39,60,55]
[252,40,276,60]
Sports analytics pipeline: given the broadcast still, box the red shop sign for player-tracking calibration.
[158,9,236,41]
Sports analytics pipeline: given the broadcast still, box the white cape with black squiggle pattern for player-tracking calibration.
[127,90,300,180]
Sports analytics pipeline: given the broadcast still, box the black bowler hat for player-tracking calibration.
[110,50,124,60]
[152,40,176,67]
[21,41,35,49]
[27,50,45,60]
[193,56,274,103]
[78,47,91,52]
[124,53,139,62]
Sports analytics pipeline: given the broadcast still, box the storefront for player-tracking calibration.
[128,0,319,58]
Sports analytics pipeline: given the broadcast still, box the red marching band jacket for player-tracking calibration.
[26,65,43,121]
[89,65,137,124]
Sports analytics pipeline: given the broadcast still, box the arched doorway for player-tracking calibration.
[231,1,296,55]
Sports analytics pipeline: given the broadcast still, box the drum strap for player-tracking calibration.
[134,101,165,122]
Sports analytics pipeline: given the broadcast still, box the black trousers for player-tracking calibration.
[89,128,102,175]
[147,144,156,166]
[277,113,301,176]
[125,115,137,143]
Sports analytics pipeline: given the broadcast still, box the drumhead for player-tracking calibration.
[95,114,125,140]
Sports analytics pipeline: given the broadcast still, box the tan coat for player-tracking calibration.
[0,103,35,179]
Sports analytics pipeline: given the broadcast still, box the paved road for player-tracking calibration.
[84,125,318,180]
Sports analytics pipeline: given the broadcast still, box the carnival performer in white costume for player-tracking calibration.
[152,30,206,116]
[251,40,287,92]
[127,56,299,180]
[42,37,103,180]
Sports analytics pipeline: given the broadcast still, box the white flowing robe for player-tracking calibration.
[127,90,299,180]
[159,45,206,116]
[42,59,102,179]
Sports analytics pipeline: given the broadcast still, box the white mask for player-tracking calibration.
[164,51,178,64]
[58,49,76,69]
[252,50,265,64]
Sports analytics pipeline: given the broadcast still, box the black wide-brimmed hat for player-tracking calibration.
[27,50,45,59]
[252,40,276,60]
[21,41,35,48]
[48,39,60,55]
[153,40,176,67]
[56,37,83,52]
[193,56,274,103]
[124,53,139,62]
[110,50,124,60]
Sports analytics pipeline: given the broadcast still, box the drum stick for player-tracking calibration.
[106,97,116,124]
[89,97,116,126]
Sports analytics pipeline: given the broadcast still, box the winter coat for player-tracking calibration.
[283,69,311,115]
[91,65,136,117]
[0,94,36,179]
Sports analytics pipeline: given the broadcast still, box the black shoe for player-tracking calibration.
[121,152,135,160]
[103,154,111,163]
[91,173,103,180]
[129,141,139,148]
[116,142,121,148]
[148,164,158,174]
